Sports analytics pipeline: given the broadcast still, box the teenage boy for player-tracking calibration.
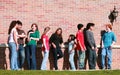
[85,23,97,69]
[76,24,86,69]
[17,20,26,69]
[101,24,116,69]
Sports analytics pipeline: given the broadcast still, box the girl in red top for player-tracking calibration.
[40,27,50,70]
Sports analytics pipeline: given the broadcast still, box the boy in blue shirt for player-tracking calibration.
[101,24,116,69]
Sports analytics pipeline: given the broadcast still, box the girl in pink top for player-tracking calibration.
[40,27,50,70]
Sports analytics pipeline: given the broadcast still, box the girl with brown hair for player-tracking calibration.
[50,28,63,70]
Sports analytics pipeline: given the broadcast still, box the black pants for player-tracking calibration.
[52,46,63,70]
[87,46,96,69]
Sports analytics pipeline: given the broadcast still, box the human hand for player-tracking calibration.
[69,50,73,54]
[52,43,56,48]
[92,47,94,50]
[44,50,48,53]
[101,45,104,48]
[16,44,19,51]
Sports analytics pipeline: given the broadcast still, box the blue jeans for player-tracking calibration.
[41,50,49,70]
[69,50,76,70]
[101,47,112,69]
[25,45,37,70]
[78,51,85,69]
[52,46,63,70]
[18,44,25,69]
[9,42,19,70]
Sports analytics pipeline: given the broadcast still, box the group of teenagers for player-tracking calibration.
[8,20,116,71]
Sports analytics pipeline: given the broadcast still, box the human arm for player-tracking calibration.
[49,34,56,48]
[30,31,40,41]
[76,33,85,51]
[69,41,76,53]
[78,41,84,51]
[17,33,26,38]
[30,37,39,41]
[13,30,18,50]
[43,38,48,52]
[51,43,56,48]
[27,32,32,42]
[111,33,116,47]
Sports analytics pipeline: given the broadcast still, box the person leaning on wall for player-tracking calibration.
[85,23,98,70]
[40,27,51,70]
[8,21,19,70]
[49,28,63,70]
[101,24,116,70]
[16,20,26,70]
[25,23,40,70]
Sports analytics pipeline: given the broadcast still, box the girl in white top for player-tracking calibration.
[8,21,19,70]
[68,34,76,70]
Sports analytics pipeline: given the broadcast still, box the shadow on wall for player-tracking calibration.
[0,47,10,70]
[97,30,108,69]
[62,42,70,70]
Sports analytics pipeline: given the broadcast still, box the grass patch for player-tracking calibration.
[0,70,120,75]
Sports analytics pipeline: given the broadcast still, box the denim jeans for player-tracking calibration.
[52,46,63,70]
[25,45,37,70]
[69,50,76,70]
[9,42,19,70]
[87,46,96,69]
[41,50,49,70]
[101,47,112,69]
[78,51,85,69]
[18,44,25,69]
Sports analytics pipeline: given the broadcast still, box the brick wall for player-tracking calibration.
[0,0,120,70]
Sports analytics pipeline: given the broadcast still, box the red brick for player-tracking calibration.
[0,0,120,70]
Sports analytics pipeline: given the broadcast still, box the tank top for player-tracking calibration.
[9,28,18,43]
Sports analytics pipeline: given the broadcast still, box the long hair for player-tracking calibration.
[31,23,39,31]
[8,20,17,35]
[68,34,76,42]
[55,28,62,38]
[43,27,50,35]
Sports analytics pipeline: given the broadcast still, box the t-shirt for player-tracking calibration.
[50,33,63,47]
[27,30,40,45]
[17,29,25,44]
[102,31,116,47]
[9,28,18,43]
[76,30,86,51]
[68,41,75,53]
[86,30,96,48]
[41,34,50,51]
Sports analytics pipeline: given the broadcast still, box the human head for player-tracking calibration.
[31,23,39,31]
[16,20,22,30]
[43,27,50,35]
[77,24,84,30]
[68,34,76,41]
[86,23,95,30]
[55,28,62,36]
[8,20,17,34]
[105,24,112,31]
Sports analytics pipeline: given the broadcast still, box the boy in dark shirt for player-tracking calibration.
[85,23,98,69]
[17,20,26,69]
